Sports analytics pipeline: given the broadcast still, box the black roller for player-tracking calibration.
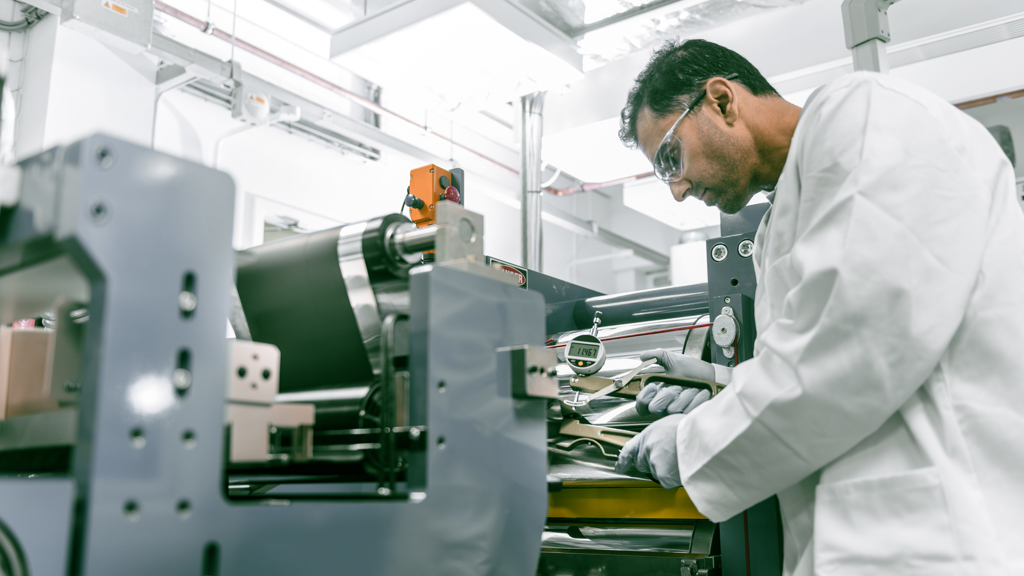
[236,227,374,392]
[574,283,710,328]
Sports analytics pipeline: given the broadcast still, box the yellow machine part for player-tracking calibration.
[549,480,706,521]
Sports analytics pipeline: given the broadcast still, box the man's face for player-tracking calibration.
[636,103,757,215]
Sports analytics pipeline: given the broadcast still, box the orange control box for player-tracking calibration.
[408,164,454,228]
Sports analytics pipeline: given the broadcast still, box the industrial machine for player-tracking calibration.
[0,136,556,575]
[528,204,782,576]
[0,134,779,576]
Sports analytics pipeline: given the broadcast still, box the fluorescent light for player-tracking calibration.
[331,1,583,110]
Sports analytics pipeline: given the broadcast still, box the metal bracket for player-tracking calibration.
[496,344,558,400]
[841,0,902,73]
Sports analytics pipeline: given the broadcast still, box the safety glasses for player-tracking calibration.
[653,74,738,184]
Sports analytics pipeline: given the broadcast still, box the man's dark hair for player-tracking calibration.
[619,39,779,148]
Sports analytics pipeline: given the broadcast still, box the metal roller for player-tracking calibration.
[236,213,436,392]
[573,283,709,329]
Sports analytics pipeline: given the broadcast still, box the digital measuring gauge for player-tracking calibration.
[565,312,606,376]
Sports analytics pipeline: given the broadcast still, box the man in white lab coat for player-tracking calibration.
[614,39,1024,575]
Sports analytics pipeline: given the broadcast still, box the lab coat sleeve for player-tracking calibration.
[675,75,993,522]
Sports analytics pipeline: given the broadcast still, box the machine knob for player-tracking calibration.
[443,186,460,203]
[712,313,739,348]
[439,175,450,188]
[405,194,425,210]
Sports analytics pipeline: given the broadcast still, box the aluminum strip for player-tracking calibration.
[541,528,693,555]
[338,222,383,374]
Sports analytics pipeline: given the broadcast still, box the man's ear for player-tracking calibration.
[705,78,738,126]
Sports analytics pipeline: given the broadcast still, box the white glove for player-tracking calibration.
[636,384,711,416]
[636,349,715,417]
[615,413,684,487]
[640,348,715,380]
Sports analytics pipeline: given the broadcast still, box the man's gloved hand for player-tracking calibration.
[615,413,684,487]
[640,349,715,380]
[636,349,714,417]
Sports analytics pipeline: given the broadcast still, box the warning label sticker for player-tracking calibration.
[102,1,136,16]
[486,257,528,289]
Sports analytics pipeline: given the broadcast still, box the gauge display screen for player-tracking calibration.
[568,342,600,358]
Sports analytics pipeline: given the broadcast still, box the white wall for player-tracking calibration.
[14,17,156,159]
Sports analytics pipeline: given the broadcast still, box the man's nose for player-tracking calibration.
[670,181,692,202]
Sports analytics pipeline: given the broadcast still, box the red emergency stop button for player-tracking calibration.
[444,186,460,203]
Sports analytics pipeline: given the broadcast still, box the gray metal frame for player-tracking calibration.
[707,205,782,576]
[0,135,549,576]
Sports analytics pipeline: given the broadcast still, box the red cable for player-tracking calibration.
[546,322,713,349]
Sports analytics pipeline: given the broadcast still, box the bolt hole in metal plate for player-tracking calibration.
[123,500,140,522]
[95,145,115,169]
[182,430,197,449]
[129,427,146,449]
[458,218,476,243]
[89,201,110,225]
[176,499,192,520]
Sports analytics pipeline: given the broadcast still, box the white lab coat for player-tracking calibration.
[675,72,1024,575]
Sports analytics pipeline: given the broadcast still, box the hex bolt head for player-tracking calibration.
[409,427,422,440]
[172,368,192,392]
[738,239,754,258]
[711,243,728,262]
[178,291,198,313]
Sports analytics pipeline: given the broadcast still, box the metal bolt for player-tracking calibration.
[409,427,422,440]
[711,243,728,262]
[724,297,731,304]
[738,239,754,258]
[377,487,391,497]
[96,146,115,169]
[178,291,197,313]
[172,368,192,392]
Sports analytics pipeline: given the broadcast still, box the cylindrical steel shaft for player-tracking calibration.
[392,223,437,255]
[520,91,545,271]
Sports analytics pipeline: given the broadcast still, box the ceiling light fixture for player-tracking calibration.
[330,0,583,110]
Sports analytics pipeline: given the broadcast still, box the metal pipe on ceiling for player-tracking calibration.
[154,1,518,175]
[549,171,656,196]
[520,91,546,270]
